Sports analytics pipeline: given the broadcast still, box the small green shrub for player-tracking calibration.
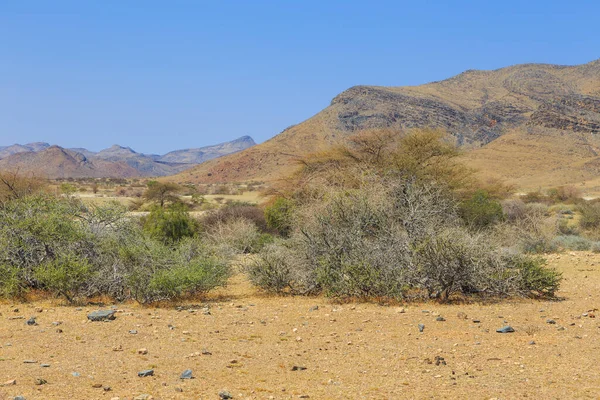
[459,190,504,229]
[0,264,25,298]
[557,219,579,235]
[33,253,94,302]
[579,202,600,230]
[264,197,294,236]
[514,256,561,297]
[147,259,228,301]
[142,203,197,244]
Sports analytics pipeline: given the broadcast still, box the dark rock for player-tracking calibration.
[496,326,515,333]
[418,324,425,332]
[292,366,307,371]
[546,319,556,324]
[34,378,47,385]
[40,364,50,368]
[529,341,536,345]
[138,369,154,377]
[179,369,193,379]
[309,306,319,312]
[436,316,446,322]
[14,397,26,400]
[26,317,37,326]
[219,390,233,399]
[87,310,116,322]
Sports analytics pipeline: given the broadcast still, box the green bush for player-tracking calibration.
[557,219,579,235]
[0,264,24,298]
[514,256,561,297]
[264,197,294,237]
[33,253,94,302]
[0,195,230,302]
[579,202,600,230]
[143,203,197,244]
[459,190,504,229]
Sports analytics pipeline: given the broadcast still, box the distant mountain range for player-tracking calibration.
[0,136,255,179]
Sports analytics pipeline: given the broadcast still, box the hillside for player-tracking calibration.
[171,59,600,191]
[0,136,255,179]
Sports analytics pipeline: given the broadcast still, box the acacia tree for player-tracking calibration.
[143,181,181,208]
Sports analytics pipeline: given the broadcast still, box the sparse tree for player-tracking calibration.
[143,181,181,208]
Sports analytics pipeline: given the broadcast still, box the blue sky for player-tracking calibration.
[1,1,599,154]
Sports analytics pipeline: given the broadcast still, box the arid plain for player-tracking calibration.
[1,252,598,400]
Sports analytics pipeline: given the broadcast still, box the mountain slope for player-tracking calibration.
[171,59,600,188]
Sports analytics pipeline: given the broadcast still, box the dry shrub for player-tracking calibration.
[495,202,558,253]
[205,217,261,256]
[249,129,561,301]
[251,179,560,300]
[502,199,527,222]
[0,170,47,201]
[201,203,270,233]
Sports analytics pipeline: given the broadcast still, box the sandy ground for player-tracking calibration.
[1,253,600,400]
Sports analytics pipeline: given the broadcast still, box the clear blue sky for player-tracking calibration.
[1,1,598,154]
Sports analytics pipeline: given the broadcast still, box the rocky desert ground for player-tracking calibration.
[1,252,599,400]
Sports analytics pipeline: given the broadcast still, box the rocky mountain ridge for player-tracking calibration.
[0,136,255,178]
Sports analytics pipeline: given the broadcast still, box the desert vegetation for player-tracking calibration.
[249,129,562,301]
[7,129,600,305]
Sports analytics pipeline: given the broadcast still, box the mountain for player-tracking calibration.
[0,136,255,179]
[0,146,139,179]
[158,135,256,164]
[171,59,600,191]
[67,148,97,158]
[93,145,191,177]
[0,142,51,159]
